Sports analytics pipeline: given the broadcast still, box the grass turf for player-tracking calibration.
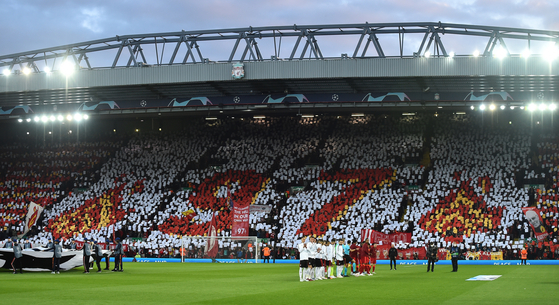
[1,263,558,304]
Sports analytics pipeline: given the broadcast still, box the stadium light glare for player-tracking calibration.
[83,114,89,120]
[57,115,63,121]
[549,104,557,111]
[22,67,31,75]
[527,103,537,112]
[41,116,48,123]
[538,104,547,111]
[66,114,73,121]
[33,116,40,122]
[510,106,515,110]
[520,106,525,110]
[17,118,23,123]
[25,118,31,122]
[424,51,431,58]
[479,104,486,111]
[489,104,496,111]
[493,47,507,59]
[500,105,505,110]
[49,115,56,122]
[2,69,10,76]
[60,60,75,76]
[449,51,455,58]
[473,50,480,57]
[44,66,51,74]
[470,105,475,110]
[74,113,83,121]
[521,49,531,58]
[543,45,558,62]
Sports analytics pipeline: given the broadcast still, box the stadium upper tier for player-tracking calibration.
[0,113,557,254]
[0,22,558,108]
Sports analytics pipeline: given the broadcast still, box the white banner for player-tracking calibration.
[250,205,271,214]
[23,201,44,236]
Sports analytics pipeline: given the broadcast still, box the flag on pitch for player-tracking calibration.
[23,201,44,235]
[204,211,219,258]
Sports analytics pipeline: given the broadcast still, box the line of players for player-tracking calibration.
[297,236,377,282]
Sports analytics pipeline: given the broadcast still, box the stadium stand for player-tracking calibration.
[1,113,558,260]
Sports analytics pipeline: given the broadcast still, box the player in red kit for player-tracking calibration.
[349,240,360,275]
[369,243,377,274]
[358,239,372,276]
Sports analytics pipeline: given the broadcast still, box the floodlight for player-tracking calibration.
[510,106,515,110]
[49,115,56,122]
[41,116,48,123]
[539,104,547,111]
[549,104,557,111]
[527,103,537,112]
[33,116,40,122]
[60,60,75,76]
[22,67,31,75]
[44,66,51,73]
[479,104,486,111]
[66,114,73,121]
[424,51,431,58]
[521,49,531,58]
[25,118,31,122]
[57,115,63,121]
[489,104,496,111]
[543,45,558,62]
[473,50,480,57]
[2,69,10,76]
[500,105,505,110]
[470,105,475,110]
[493,47,507,59]
[449,51,455,58]
[17,118,23,123]
[74,113,83,121]
[83,114,89,120]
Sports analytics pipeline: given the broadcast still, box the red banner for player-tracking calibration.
[374,245,426,260]
[522,207,549,241]
[232,205,249,237]
[437,248,448,260]
[360,229,412,245]
[204,212,219,258]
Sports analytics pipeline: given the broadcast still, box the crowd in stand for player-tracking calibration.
[1,114,558,260]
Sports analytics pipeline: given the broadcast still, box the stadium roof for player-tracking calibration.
[0,22,558,117]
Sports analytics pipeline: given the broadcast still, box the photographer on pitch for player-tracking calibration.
[426,241,438,272]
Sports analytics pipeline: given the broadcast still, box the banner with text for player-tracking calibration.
[232,205,250,237]
[360,229,412,245]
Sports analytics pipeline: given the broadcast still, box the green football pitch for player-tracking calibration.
[1,263,558,304]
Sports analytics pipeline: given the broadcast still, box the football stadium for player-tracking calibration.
[1,22,559,304]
